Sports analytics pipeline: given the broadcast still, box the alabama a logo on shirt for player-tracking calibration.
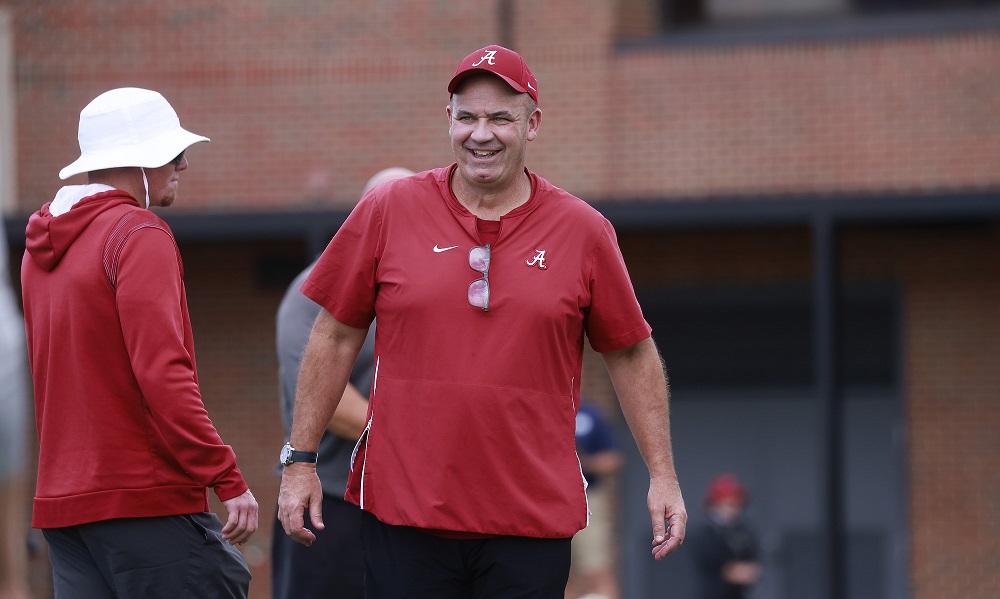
[526,250,547,269]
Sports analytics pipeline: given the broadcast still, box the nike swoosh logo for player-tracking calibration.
[527,82,537,92]
[433,245,459,253]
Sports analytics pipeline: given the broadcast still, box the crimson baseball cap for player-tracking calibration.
[704,473,749,506]
[448,45,538,104]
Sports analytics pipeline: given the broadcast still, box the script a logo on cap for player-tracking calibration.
[471,50,498,67]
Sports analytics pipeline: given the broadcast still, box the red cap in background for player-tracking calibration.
[704,473,749,506]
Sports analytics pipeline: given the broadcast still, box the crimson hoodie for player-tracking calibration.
[21,187,248,528]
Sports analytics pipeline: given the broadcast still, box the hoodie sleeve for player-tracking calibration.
[110,215,248,502]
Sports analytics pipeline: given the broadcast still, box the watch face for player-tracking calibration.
[279,444,291,465]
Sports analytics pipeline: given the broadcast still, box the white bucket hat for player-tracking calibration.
[59,87,209,180]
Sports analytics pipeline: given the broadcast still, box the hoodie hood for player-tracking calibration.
[25,186,141,272]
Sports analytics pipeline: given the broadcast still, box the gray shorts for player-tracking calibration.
[0,287,28,482]
[43,513,251,599]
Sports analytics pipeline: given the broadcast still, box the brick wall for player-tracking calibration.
[612,35,1000,198]
[843,226,1000,599]
[9,1,997,213]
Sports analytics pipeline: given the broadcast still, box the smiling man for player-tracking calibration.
[278,45,686,599]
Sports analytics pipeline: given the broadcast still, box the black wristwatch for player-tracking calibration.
[279,442,318,466]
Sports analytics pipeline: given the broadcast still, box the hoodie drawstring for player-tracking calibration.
[140,168,150,209]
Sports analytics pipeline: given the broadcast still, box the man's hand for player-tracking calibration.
[221,489,259,546]
[277,463,324,546]
[648,475,687,560]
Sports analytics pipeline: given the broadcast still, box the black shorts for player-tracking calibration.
[361,511,571,599]
[43,512,250,599]
[271,494,364,599]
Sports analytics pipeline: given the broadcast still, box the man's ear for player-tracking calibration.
[526,107,542,142]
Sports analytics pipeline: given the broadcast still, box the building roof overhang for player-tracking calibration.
[5,189,1000,251]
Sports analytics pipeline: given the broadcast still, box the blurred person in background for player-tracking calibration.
[0,191,32,599]
[271,167,413,599]
[20,87,257,598]
[689,473,762,599]
[566,399,624,599]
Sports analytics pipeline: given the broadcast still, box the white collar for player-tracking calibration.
[49,184,116,216]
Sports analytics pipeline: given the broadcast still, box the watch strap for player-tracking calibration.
[287,449,318,464]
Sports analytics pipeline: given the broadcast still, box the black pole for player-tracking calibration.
[813,213,845,599]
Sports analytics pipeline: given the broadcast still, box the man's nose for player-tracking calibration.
[470,118,493,142]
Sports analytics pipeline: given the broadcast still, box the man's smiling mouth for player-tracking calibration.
[471,149,499,158]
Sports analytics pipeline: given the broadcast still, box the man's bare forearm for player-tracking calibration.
[602,337,675,478]
[290,310,367,451]
[604,336,687,558]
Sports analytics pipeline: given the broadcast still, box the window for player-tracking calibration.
[637,284,899,391]
[669,0,847,27]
